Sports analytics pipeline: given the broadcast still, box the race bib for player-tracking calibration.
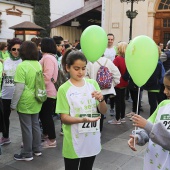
[78,113,100,133]
[3,76,14,87]
[160,114,170,131]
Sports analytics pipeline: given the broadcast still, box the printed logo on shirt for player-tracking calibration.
[160,114,170,131]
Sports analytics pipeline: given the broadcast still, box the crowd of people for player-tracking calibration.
[0,33,170,170]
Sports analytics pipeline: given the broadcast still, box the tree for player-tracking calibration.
[33,0,51,37]
[14,0,51,37]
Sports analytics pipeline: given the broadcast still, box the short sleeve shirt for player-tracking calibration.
[14,60,42,114]
[144,100,170,170]
[56,78,101,158]
[2,58,22,99]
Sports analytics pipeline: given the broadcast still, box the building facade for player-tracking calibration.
[0,0,33,42]
[103,0,170,46]
[50,0,170,46]
[0,0,169,47]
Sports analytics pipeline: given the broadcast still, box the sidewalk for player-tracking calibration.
[0,91,150,170]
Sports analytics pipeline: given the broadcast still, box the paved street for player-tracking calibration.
[0,91,150,170]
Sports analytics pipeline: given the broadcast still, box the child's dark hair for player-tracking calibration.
[41,37,56,54]
[164,70,170,81]
[62,48,87,73]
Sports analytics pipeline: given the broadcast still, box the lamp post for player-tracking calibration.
[120,0,145,41]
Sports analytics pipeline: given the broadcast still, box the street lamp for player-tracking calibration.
[120,0,145,41]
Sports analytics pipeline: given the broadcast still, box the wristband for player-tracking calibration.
[99,98,104,102]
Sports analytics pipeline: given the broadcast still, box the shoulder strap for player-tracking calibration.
[26,61,41,72]
[97,59,108,67]
[104,59,108,66]
[96,61,102,67]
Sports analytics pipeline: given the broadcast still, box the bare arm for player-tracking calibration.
[60,114,101,125]
[91,90,107,114]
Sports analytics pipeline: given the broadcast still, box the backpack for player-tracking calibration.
[27,62,47,103]
[53,68,68,91]
[52,54,68,91]
[96,59,113,90]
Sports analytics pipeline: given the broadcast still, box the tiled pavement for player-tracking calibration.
[0,91,150,170]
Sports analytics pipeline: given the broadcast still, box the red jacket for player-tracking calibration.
[113,56,128,88]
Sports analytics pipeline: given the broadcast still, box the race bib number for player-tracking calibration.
[160,114,170,131]
[78,113,100,133]
[3,76,14,87]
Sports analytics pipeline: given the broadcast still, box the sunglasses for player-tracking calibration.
[56,44,64,47]
[11,48,20,52]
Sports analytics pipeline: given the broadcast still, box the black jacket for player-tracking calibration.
[163,50,170,71]
[143,62,162,90]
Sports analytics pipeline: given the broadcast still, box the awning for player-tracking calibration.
[50,0,102,28]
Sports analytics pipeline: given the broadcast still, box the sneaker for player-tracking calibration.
[60,128,64,136]
[110,109,115,116]
[34,151,42,156]
[108,119,121,125]
[13,154,33,161]
[42,139,56,148]
[121,118,126,123]
[129,117,133,121]
[108,119,114,123]
[0,137,11,146]
[126,112,135,118]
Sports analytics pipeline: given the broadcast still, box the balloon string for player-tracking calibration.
[92,62,94,115]
[134,87,141,148]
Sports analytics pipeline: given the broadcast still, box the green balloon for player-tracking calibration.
[80,25,107,62]
[125,35,158,87]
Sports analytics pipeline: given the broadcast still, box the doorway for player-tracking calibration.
[153,0,170,47]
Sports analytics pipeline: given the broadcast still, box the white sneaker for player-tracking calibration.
[108,119,121,125]
[108,119,114,123]
[121,118,126,123]
[126,112,135,118]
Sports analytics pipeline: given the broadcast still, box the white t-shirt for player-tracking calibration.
[144,101,170,170]
[56,78,101,159]
[104,47,116,61]
[2,58,22,99]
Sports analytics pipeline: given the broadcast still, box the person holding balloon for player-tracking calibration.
[56,49,107,170]
[128,69,170,170]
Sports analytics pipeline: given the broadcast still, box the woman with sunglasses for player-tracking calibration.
[0,38,22,146]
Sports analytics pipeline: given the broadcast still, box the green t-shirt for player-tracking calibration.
[0,51,10,61]
[14,60,42,114]
[56,78,101,159]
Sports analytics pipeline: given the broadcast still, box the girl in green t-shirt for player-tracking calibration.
[56,49,107,170]
[128,70,170,170]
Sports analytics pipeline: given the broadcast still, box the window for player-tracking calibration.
[163,19,170,27]
[158,0,170,10]
[164,33,170,46]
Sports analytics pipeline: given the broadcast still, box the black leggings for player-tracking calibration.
[64,156,96,170]
[2,99,11,138]
[39,97,56,139]
[115,88,126,120]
